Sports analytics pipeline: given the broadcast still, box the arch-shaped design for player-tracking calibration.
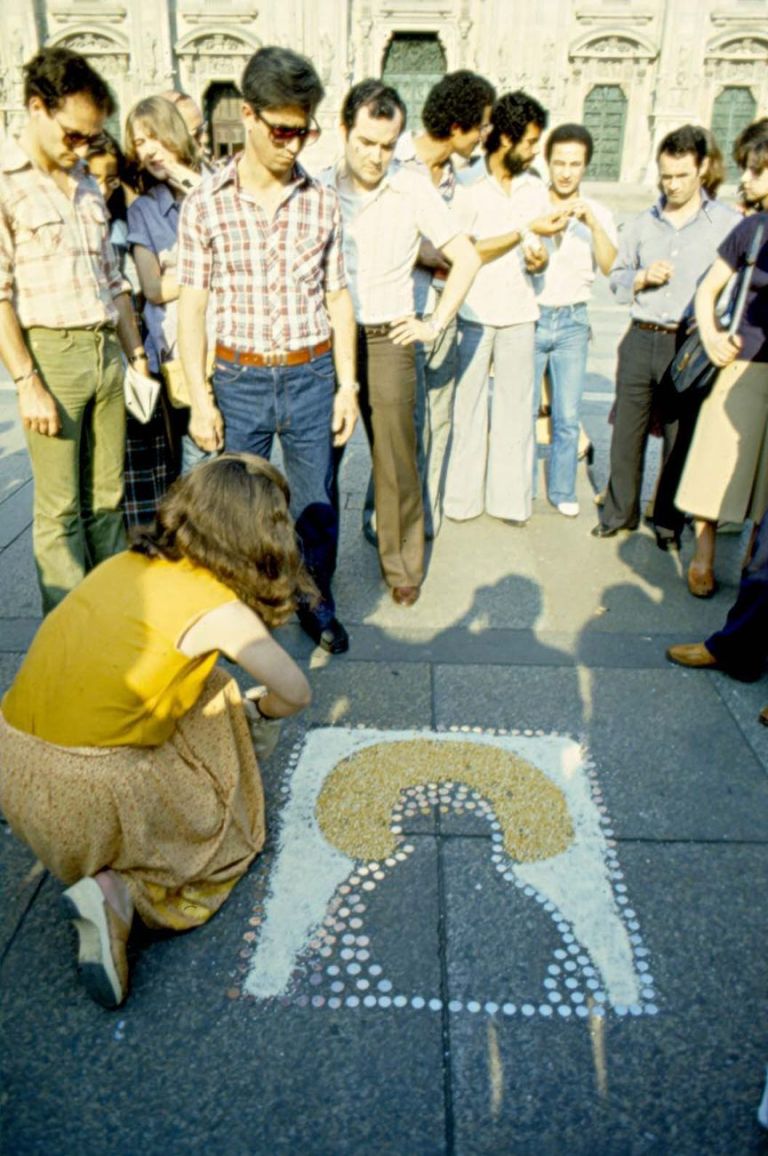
[569,27,658,62]
[244,728,647,1010]
[317,740,573,863]
[46,26,130,55]
[705,33,768,60]
[175,28,261,58]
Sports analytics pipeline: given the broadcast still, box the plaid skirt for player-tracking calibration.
[0,669,265,930]
[123,404,177,529]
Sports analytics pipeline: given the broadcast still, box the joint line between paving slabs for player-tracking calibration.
[0,866,48,970]
[709,674,768,782]
[435,805,456,1156]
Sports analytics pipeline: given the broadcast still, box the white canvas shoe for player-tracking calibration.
[556,502,580,518]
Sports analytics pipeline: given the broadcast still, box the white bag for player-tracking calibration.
[123,363,161,424]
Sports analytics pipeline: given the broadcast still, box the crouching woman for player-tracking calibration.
[0,453,313,1009]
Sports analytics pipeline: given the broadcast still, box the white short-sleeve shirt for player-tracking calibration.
[454,164,550,327]
[322,161,459,324]
[535,195,617,307]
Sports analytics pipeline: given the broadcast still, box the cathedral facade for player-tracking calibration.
[1,0,766,183]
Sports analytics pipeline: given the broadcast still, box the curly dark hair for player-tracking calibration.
[23,46,115,115]
[131,454,318,626]
[484,90,548,155]
[421,71,496,139]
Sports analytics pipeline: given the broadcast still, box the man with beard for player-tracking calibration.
[592,125,738,540]
[0,47,147,613]
[444,90,568,525]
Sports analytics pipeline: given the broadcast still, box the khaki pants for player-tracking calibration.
[25,326,126,613]
[358,327,425,588]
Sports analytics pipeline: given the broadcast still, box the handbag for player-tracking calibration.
[670,220,765,396]
[123,363,161,423]
[160,353,216,409]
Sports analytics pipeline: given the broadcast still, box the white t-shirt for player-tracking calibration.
[453,164,550,327]
[321,161,459,324]
[535,195,617,307]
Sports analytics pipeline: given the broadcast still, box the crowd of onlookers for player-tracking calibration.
[0,42,765,1018]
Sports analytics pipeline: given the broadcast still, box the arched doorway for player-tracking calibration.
[381,32,446,132]
[711,87,757,182]
[205,82,245,159]
[582,84,627,180]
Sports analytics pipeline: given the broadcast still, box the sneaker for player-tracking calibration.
[556,501,580,518]
[62,877,132,1009]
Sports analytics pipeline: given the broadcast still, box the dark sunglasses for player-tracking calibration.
[54,115,105,151]
[251,107,320,146]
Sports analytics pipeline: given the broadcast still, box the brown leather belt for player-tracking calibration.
[215,339,331,368]
[632,320,678,334]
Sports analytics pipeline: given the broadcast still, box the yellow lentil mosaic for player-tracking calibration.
[316,740,573,863]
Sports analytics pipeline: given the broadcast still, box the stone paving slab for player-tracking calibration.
[0,866,448,1156]
[433,665,768,842]
[446,841,768,1156]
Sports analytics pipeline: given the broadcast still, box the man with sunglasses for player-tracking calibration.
[178,46,358,655]
[0,47,148,614]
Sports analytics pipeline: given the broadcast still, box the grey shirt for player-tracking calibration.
[609,193,739,326]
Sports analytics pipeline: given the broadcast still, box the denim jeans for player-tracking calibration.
[213,350,338,626]
[533,303,590,506]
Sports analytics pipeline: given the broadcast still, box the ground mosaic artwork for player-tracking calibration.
[231,727,658,1020]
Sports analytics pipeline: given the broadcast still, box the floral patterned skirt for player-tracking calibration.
[0,668,264,930]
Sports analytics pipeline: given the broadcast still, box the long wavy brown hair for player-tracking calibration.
[124,95,201,194]
[131,453,318,626]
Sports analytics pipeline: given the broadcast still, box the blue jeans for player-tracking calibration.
[533,303,590,506]
[213,351,338,626]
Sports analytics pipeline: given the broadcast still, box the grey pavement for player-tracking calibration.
[2,193,768,1155]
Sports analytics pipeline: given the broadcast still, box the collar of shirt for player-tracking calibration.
[331,157,400,206]
[650,189,720,227]
[394,131,454,197]
[210,154,312,200]
[0,136,91,186]
[147,181,180,217]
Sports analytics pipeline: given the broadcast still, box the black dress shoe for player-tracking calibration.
[591,523,619,538]
[299,614,349,654]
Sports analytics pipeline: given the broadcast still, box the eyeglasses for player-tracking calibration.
[251,108,321,146]
[53,115,105,151]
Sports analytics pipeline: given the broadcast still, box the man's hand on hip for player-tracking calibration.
[18,373,61,438]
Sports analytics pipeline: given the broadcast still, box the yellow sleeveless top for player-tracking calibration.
[2,551,238,748]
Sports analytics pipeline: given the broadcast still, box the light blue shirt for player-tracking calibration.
[609,193,739,325]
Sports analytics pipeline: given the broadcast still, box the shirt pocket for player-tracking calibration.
[80,198,109,256]
[293,234,326,286]
[15,203,64,255]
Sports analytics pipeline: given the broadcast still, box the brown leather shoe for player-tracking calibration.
[391,585,420,607]
[759,706,768,728]
[687,562,716,598]
[666,642,719,670]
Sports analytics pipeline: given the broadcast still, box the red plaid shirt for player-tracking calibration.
[0,138,126,330]
[177,158,346,353]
